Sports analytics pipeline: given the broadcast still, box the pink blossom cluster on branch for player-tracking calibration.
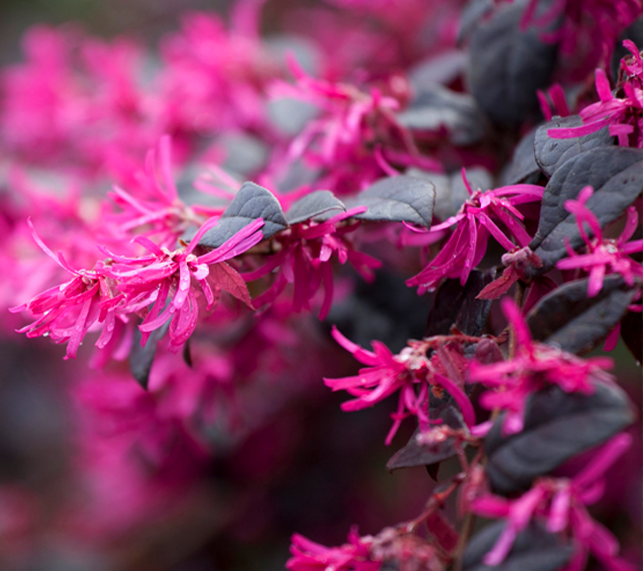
[0,0,641,568]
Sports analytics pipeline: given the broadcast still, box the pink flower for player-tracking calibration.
[159,7,278,135]
[471,433,636,571]
[468,298,614,435]
[105,136,223,247]
[325,327,476,444]
[9,220,124,359]
[548,42,643,147]
[71,372,209,539]
[0,25,158,171]
[537,83,571,122]
[12,215,265,357]
[407,174,543,294]
[477,246,544,300]
[107,216,265,349]
[269,58,438,193]
[287,528,381,571]
[556,186,643,297]
[244,207,381,320]
[521,1,642,81]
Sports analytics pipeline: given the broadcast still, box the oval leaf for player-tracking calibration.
[198,181,288,248]
[527,146,643,275]
[386,407,466,472]
[129,321,170,390]
[526,275,637,355]
[397,85,488,146]
[500,127,540,186]
[426,268,497,337]
[484,381,635,495]
[350,175,436,228]
[458,0,495,43]
[285,190,346,224]
[466,1,560,125]
[463,521,573,571]
[534,115,614,178]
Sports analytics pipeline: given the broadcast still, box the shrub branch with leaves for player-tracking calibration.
[1,0,642,569]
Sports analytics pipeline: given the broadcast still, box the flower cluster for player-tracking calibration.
[0,6,280,173]
[325,327,477,444]
[11,216,265,356]
[244,208,381,319]
[269,58,438,193]
[287,529,381,571]
[549,41,643,147]
[406,175,543,294]
[556,185,643,297]
[472,434,635,571]
[468,298,615,435]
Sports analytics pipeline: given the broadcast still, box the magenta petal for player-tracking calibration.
[500,297,533,348]
[433,373,475,427]
[573,433,632,489]
[330,326,379,366]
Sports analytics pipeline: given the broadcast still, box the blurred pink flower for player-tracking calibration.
[269,58,438,193]
[549,42,643,147]
[9,220,123,359]
[472,433,635,571]
[468,298,614,434]
[159,5,278,136]
[287,528,381,571]
[556,186,643,297]
[105,136,223,247]
[521,1,642,81]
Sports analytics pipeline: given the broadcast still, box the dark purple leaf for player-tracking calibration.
[526,275,637,355]
[426,463,441,481]
[285,190,346,224]
[499,127,541,186]
[386,406,466,472]
[475,338,504,365]
[620,309,643,363]
[533,115,614,178]
[198,181,288,248]
[466,1,560,125]
[408,50,468,90]
[397,85,488,146]
[485,382,635,495]
[458,0,495,43]
[349,175,436,228]
[129,321,170,390]
[527,146,643,276]
[426,268,497,337]
[463,521,573,571]
[326,270,430,353]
